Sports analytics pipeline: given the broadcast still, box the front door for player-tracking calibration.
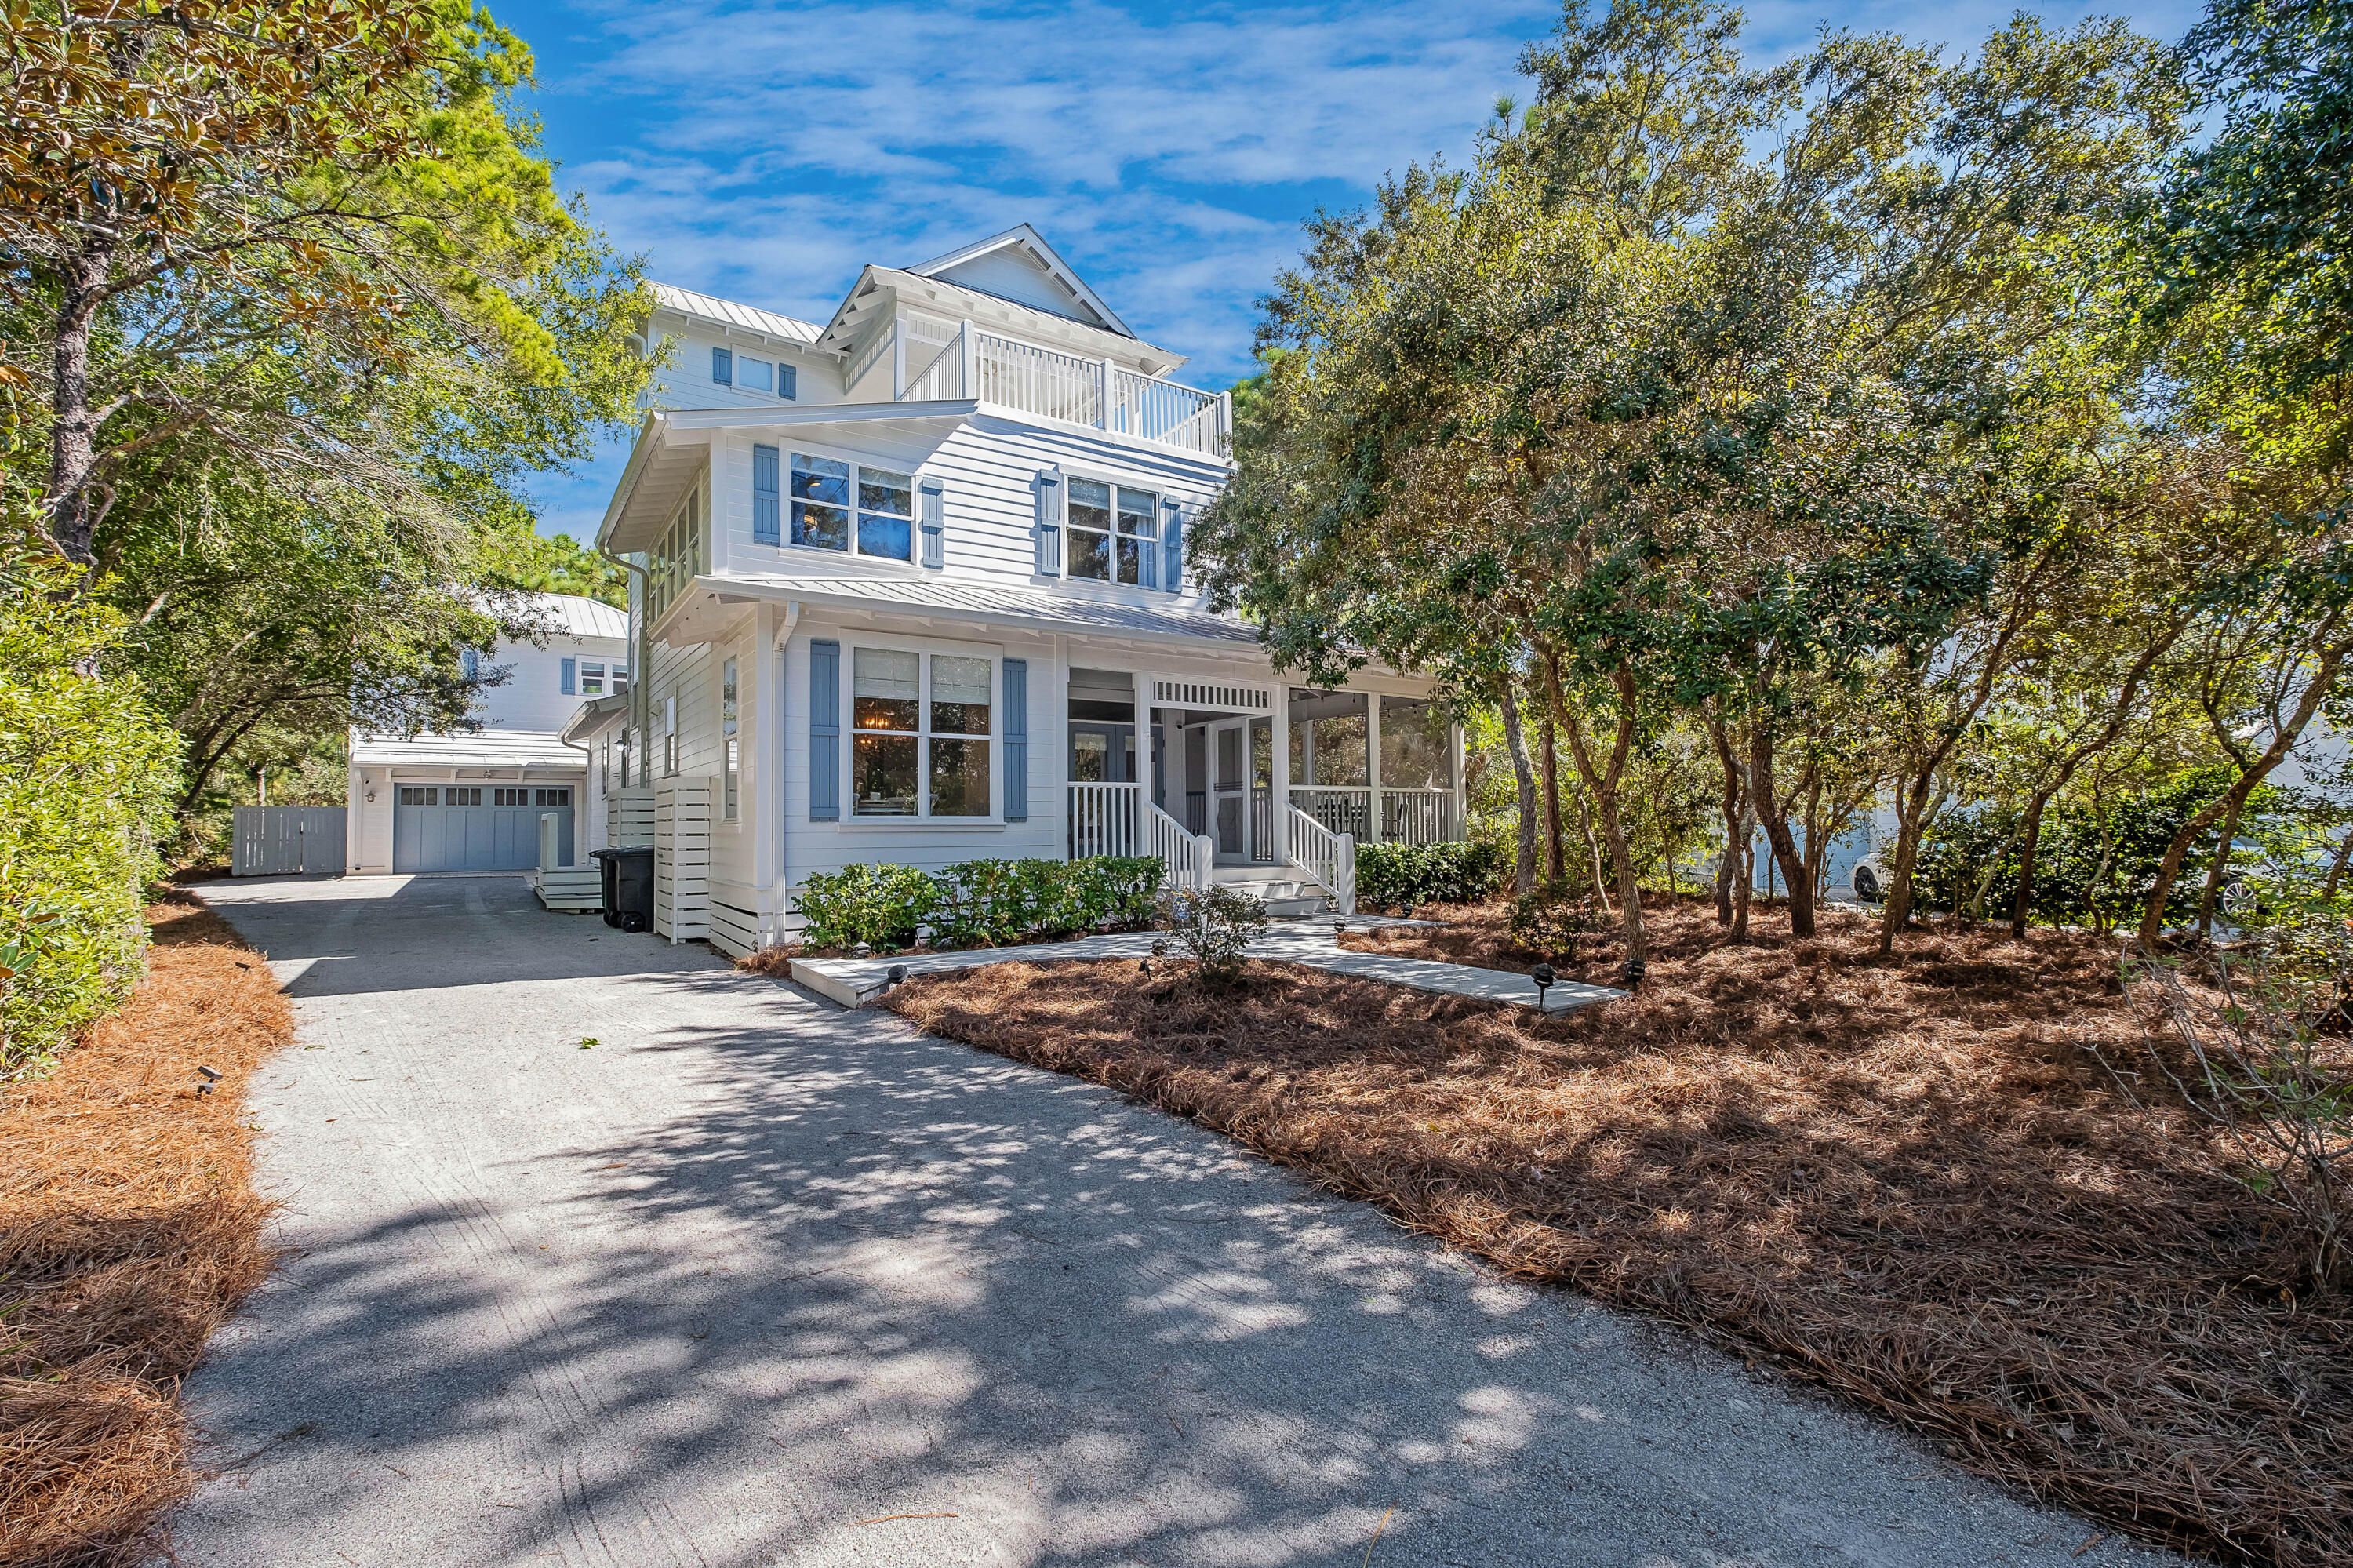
[1211,719,1250,864]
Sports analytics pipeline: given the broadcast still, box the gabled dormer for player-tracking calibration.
[908,225,1134,337]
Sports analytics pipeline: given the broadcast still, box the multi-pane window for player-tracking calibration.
[722,657,740,822]
[398,785,438,806]
[580,660,610,697]
[536,788,571,807]
[791,453,915,562]
[446,787,483,806]
[648,489,701,623]
[1067,479,1158,584]
[850,649,991,817]
[494,787,529,806]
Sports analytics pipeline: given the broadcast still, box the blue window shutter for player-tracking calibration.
[779,362,798,401]
[809,639,840,820]
[1161,500,1184,592]
[711,346,733,386]
[753,444,780,544]
[1033,469,1061,577]
[560,657,576,695]
[1002,658,1027,821]
[918,478,944,569]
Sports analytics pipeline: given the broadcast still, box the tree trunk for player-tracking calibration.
[45,245,118,568]
[1501,681,1539,896]
[1732,799,1755,938]
[1878,772,1939,955]
[2195,791,2249,936]
[1538,711,1564,885]
[1747,720,1813,937]
[2138,642,2346,948]
[1546,653,1646,967]
[2322,824,2353,901]
[2009,788,2058,938]
[1708,720,1743,926]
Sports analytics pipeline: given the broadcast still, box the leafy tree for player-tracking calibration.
[0,0,646,570]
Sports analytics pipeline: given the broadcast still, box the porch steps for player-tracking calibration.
[1206,866,1332,919]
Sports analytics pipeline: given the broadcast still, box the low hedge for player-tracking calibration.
[795,855,1165,953]
[1355,839,1507,910]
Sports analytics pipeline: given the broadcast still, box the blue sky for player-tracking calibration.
[497,0,2203,540]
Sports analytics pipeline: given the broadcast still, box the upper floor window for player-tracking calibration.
[722,657,740,822]
[711,346,733,385]
[711,344,794,399]
[792,453,915,562]
[1068,479,1158,585]
[578,660,630,697]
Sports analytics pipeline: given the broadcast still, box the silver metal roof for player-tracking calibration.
[701,573,1262,647]
[651,282,823,347]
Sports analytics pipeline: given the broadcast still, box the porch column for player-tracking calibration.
[1130,669,1151,792]
[1271,682,1291,864]
[1366,691,1384,845]
[1451,718,1467,842]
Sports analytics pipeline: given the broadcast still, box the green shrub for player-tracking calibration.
[792,862,940,953]
[1,550,180,1080]
[1157,884,1268,984]
[1506,886,1605,956]
[1071,855,1165,930]
[1356,840,1508,910]
[800,855,1173,951]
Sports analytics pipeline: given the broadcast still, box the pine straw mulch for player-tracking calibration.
[887,897,2351,1568]
[1,890,291,1568]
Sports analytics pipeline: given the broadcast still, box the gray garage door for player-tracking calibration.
[393,786,574,873]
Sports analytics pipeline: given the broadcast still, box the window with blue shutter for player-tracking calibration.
[711,346,733,386]
[560,657,576,695]
[1161,499,1184,592]
[779,363,798,401]
[753,444,780,544]
[1033,468,1061,577]
[918,478,944,569]
[1002,658,1028,821]
[809,639,840,820]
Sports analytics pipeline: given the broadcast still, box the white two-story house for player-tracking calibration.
[345,592,630,874]
[573,226,1464,954]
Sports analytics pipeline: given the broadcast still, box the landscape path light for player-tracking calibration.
[1530,962,1555,1011]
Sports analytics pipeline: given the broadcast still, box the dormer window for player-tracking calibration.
[1067,479,1159,586]
[738,357,773,394]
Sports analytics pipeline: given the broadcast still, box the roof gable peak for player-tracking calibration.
[907,225,1133,339]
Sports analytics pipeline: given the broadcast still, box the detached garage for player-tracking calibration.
[392,784,575,872]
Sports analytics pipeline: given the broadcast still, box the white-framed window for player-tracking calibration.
[581,660,606,697]
[611,664,630,695]
[737,357,773,394]
[1067,478,1158,584]
[663,694,678,777]
[460,648,482,682]
[722,657,740,822]
[398,785,438,806]
[850,648,992,817]
[791,451,915,562]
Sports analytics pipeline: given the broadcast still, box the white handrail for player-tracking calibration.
[1288,806,1356,915]
[1147,799,1212,893]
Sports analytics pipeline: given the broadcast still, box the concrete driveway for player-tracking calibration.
[173,874,2180,1568]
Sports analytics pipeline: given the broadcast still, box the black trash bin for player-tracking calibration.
[590,846,655,933]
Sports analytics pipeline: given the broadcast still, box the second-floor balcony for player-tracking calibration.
[893,315,1231,460]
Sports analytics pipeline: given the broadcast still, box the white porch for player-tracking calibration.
[1061,672,1465,914]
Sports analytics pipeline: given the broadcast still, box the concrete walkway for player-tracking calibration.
[171,874,2180,1568]
[791,916,1622,1013]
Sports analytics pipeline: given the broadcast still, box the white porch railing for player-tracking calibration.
[1069,782,1212,893]
[1287,806,1357,915]
[1381,789,1457,846]
[1288,787,1458,847]
[891,317,1230,458]
[1148,799,1213,893]
[1068,780,1140,858]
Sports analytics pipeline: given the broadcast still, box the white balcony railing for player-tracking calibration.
[1068,782,1212,893]
[893,317,1229,458]
[1288,787,1458,847]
